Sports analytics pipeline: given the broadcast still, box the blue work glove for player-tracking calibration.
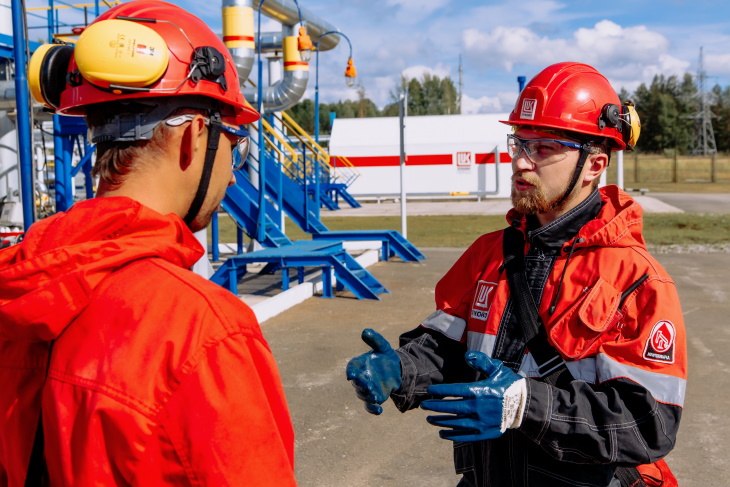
[345,328,402,415]
[421,351,526,442]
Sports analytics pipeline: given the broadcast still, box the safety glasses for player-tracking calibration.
[507,134,588,165]
[165,114,250,171]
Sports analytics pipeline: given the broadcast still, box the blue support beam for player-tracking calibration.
[10,0,35,229]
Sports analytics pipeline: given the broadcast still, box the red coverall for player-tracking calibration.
[0,197,296,486]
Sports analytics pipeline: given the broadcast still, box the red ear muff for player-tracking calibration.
[29,44,74,109]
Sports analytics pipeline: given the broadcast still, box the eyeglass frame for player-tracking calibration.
[507,134,600,165]
[165,114,250,171]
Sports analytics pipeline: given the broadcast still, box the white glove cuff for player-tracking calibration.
[500,378,527,433]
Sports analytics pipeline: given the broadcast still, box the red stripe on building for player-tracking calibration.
[332,153,509,167]
[284,61,308,67]
[223,35,255,42]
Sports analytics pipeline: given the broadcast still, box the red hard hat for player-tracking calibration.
[502,62,628,151]
[56,0,259,125]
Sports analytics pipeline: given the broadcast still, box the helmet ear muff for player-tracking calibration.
[74,19,170,90]
[598,102,641,151]
[28,43,74,109]
[622,101,641,150]
[599,103,621,130]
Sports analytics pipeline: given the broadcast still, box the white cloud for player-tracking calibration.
[386,0,450,23]
[705,53,730,76]
[402,64,452,81]
[463,20,673,70]
[461,92,519,115]
[462,20,690,91]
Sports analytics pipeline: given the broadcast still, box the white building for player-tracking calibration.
[329,113,513,198]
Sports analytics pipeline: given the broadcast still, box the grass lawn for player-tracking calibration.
[215,212,730,249]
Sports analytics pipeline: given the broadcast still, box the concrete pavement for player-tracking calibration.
[260,248,727,487]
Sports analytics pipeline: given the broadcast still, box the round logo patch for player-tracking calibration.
[643,320,676,363]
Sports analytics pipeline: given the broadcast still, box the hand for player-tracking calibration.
[345,329,402,415]
[421,351,525,442]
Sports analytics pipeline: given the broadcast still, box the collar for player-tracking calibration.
[526,189,603,250]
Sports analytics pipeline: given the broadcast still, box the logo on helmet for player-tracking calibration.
[520,99,537,120]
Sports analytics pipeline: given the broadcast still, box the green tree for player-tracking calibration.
[384,73,459,116]
[630,74,694,153]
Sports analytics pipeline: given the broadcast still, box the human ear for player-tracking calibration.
[179,114,208,171]
[583,152,608,185]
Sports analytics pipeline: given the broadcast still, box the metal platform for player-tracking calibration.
[210,239,389,300]
[314,230,426,262]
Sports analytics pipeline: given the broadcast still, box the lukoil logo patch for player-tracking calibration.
[520,99,537,120]
[471,281,497,321]
[643,320,676,363]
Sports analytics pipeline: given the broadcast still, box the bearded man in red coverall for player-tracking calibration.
[347,62,685,487]
[0,2,296,485]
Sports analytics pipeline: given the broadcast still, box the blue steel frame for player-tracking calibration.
[10,1,103,226]
[255,0,306,245]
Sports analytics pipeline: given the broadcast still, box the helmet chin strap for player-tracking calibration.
[183,111,222,227]
[553,143,592,209]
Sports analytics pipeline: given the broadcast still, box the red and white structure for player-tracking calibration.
[329,114,513,198]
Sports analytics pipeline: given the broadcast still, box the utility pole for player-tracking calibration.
[458,54,463,114]
[689,47,717,155]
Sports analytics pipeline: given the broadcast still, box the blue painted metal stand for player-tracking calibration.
[210,240,389,300]
[313,230,425,262]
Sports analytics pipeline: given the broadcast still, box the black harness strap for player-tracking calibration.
[502,226,572,388]
[183,111,223,227]
[501,225,646,487]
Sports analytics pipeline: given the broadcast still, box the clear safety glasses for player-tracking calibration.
[165,114,250,171]
[506,134,589,165]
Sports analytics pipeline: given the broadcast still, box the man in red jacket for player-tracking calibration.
[347,63,685,487]
[0,2,296,485]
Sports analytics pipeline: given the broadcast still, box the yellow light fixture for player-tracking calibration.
[297,26,313,63]
[345,57,357,87]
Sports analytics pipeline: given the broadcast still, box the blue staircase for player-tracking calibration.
[210,240,389,300]
[221,172,292,248]
[211,113,424,300]
[314,230,426,263]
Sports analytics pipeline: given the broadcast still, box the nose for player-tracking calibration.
[512,147,535,171]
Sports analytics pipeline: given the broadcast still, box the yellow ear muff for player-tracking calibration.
[28,43,74,109]
[74,19,169,88]
[623,101,641,150]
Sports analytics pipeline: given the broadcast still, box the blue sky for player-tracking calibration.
[20,0,730,113]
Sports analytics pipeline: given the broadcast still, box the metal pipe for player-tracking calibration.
[11,0,36,229]
[242,24,308,112]
[222,0,256,83]
[0,81,15,111]
[398,93,407,238]
[255,0,340,51]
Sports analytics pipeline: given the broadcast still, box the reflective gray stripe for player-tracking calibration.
[520,353,685,404]
[596,353,686,406]
[518,353,597,382]
[467,331,497,357]
[421,310,467,341]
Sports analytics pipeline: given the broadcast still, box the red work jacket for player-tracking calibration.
[0,197,296,486]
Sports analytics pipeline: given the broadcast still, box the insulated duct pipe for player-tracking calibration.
[223,0,256,82]
[256,0,341,52]
[242,24,308,112]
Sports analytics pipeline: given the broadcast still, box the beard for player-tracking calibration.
[511,171,569,215]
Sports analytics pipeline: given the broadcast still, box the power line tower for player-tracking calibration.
[689,47,717,155]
